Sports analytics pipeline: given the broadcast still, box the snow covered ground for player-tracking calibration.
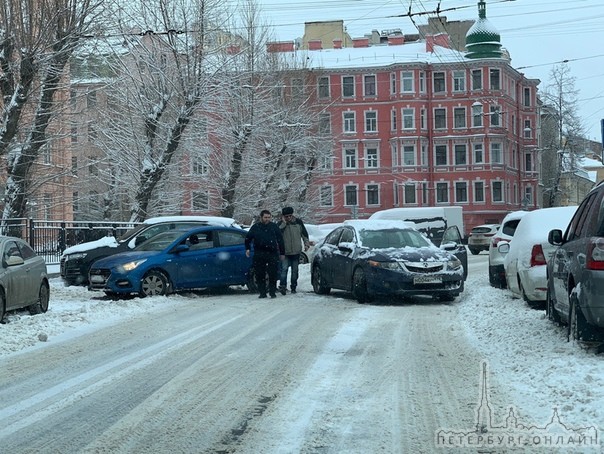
[1,255,602,450]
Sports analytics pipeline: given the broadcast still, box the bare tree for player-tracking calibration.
[0,0,103,222]
[540,64,585,207]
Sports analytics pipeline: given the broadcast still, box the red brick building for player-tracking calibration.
[274,2,540,233]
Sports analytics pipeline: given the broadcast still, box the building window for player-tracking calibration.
[71,125,78,143]
[455,182,468,203]
[435,145,448,166]
[420,109,427,129]
[87,91,97,108]
[474,181,485,202]
[523,87,531,107]
[454,144,467,165]
[73,192,79,214]
[391,109,397,131]
[364,74,376,96]
[343,111,356,133]
[365,147,378,168]
[345,185,358,206]
[454,107,466,128]
[404,184,416,204]
[366,184,379,205]
[342,75,355,97]
[419,71,426,92]
[401,71,414,93]
[391,142,399,167]
[344,147,357,168]
[524,187,533,204]
[421,144,428,166]
[490,106,501,127]
[292,78,304,98]
[471,69,482,90]
[434,108,446,129]
[453,70,466,92]
[390,72,397,94]
[491,142,502,163]
[319,113,331,134]
[436,182,449,203]
[489,68,500,90]
[193,159,208,175]
[71,156,78,175]
[402,108,415,129]
[192,191,209,210]
[473,143,484,163]
[365,111,377,132]
[492,181,503,202]
[403,145,415,165]
[320,186,333,206]
[524,119,532,138]
[70,89,77,108]
[472,104,483,127]
[433,72,445,93]
[320,153,333,172]
[88,157,98,176]
[318,76,330,98]
[525,152,532,172]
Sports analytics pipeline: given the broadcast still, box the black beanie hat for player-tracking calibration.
[282,207,294,215]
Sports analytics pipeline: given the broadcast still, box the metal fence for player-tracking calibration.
[0,219,139,265]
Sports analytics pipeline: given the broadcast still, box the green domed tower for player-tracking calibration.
[465,0,502,59]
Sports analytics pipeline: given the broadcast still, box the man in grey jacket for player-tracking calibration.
[278,207,310,294]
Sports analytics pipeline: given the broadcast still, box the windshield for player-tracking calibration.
[117,223,145,242]
[359,228,431,249]
[135,231,184,251]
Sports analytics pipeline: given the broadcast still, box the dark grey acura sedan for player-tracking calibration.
[310,220,465,303]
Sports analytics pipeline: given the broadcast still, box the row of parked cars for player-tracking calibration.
[485,180,604,343]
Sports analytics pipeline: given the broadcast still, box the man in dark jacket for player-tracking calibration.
[278,206,310,294]
[245,210,285,298]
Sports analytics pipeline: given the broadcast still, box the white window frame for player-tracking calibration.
[342,75,355,97]
[404,184,417,204]
[344,184,358,206]
[453,70,466,92]
[344,146,358,169]
[473,143,484,164]
[403,144,416,166]
[401,71,414,93]
[453,107,466,129]
[365,146,379,168]
[343,111,356,133]
[435,144,448,166]
[474,180,485,202]
[364,110,378,132]
[402,108,415,130]
[491,142,502,164]
[492,180,504,202]
[455,181,468,203]
[363,74,377,97]
[436,182,449,203]
[454,144,467,165]
[366,184,380,205]
[320,185,333,206]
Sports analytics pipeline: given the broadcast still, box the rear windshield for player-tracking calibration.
[502,219,522,236]
[471,227,493,234]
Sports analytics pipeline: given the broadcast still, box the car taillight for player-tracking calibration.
[530,244,546,267]
[491,237,504,247]
[586,238,604,270]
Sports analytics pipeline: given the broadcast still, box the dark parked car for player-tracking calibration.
[310,220,465,303]
[61,216,240,286]
[0,236,49,321]
[88,226,254,297]
[547,180,604,341]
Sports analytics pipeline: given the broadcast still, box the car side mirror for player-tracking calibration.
[172,244,190,254]
[497,242,510,255]
[134,236,147,247]
[6,255,24,266]
[548,229,563,246]
[338,242,354,253]
[440,241,457,251]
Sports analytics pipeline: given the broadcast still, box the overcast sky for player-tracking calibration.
[243,0,604,143]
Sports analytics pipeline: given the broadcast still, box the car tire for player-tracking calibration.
[0,291,5,323]
[140,270,170,297]
[311,266,331,295]
[568,291,592,342]
[28,282,50,315]
[546,285,561,324]
[352,268,372,304]
[299,253,309,264]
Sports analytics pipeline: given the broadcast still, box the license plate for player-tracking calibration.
[90,275,105,284]
[414,275,442,284]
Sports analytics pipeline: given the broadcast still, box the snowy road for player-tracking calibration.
[0,254,602,453]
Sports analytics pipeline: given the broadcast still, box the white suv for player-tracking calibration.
[488,211,527,288]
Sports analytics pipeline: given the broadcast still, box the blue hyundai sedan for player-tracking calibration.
[88,226,254,297]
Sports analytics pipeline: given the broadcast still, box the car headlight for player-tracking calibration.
[447,257,462,271]
[67,252,88,260]
[118,259,147,272]
[368,260,402,271]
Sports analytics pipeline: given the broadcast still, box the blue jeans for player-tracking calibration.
[280,255,300,290]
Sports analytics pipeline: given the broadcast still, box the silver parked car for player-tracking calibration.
[468,224,500,255]
[488,211,527,288]
[547,181,604,341]
[0,236,50,322]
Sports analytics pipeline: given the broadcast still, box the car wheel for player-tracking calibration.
[28,282,50,315]
[299,253,309,264]
[246,271,258,293]
[140,271,169,297]
[0,291,5,323]
[488,265,504,288]
[311,266,331,295]
[568,291,592,342]
[352,268,372,303]
[469,248,479,255]
[546,286,561,324]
